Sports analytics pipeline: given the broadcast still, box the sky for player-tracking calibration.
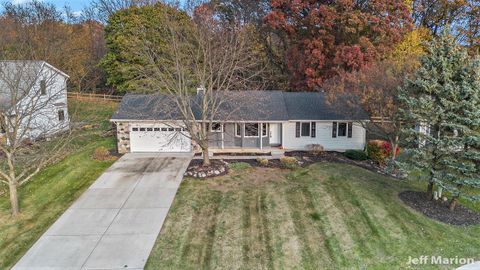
[8,0,90,14]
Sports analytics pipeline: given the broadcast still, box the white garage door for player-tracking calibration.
[130,124,192,152]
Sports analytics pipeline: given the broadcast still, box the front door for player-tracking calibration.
[269,123,281,146]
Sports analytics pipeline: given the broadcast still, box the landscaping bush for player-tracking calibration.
[280,156,299,169]
[256,157,269,166]
[92,146,112,161]
[306,144,324,155]
[344,150,368,161]
[227,162,251,171]
[366,140,401,164]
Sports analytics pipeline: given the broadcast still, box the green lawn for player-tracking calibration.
[0,100,118,269]
[146,163,480,270]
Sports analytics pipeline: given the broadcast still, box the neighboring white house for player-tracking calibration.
[0,61,70,140]
[111,91,368,154]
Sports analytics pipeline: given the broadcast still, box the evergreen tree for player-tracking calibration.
[399,30,480,209]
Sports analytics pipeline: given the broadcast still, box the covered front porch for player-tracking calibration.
[205,122,284,156]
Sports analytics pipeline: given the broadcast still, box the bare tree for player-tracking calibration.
[132,3,263,165]
[0,61,73,216]
[324,58,418,160]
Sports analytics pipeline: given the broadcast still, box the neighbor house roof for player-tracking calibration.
[111,91,369,122]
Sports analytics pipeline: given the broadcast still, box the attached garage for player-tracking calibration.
[129,123,191,153]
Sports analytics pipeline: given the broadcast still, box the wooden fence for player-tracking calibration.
[67,92,123,102]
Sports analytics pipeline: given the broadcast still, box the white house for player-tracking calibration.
[0,61,70,140]
[111,91,369,154]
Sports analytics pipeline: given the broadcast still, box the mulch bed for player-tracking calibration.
[188,151,402,178]
[399,191,480,226]
[185,159,228,178]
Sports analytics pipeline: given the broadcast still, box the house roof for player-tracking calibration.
[111,91,369,122]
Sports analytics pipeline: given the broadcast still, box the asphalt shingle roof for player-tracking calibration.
[111,91,369,121]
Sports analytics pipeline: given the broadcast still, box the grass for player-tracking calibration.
[0,99,118,269]
[146,163,480,270]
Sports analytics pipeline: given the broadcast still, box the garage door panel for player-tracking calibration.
[130,124,191,153]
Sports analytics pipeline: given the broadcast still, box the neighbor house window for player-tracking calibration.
[244,123,259,137]
[301,122,310,137]
[132,127,138,131]
[58,110,65,122]
[40,80,46,95]
[210,122,222,132]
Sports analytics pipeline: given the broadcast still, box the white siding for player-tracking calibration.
[282,121,366,151]
[17,64,70,139]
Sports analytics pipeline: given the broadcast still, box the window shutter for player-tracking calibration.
[332,122,337,138]
[347,122,353,138]
[311,122,316,138]
[295,122,300,138]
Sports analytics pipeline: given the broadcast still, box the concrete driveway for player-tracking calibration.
[13,153,192,270]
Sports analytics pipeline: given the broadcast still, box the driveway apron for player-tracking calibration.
[13,153,192,270]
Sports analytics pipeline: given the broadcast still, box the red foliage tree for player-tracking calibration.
[265,0,413,90]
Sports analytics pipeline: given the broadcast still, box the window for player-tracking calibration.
[235,124,241,137]
[311,122,316,138]
[147,128,153,131]
[139,128,146,131]
[168,128,174,131]
[161,128,167,131]
[175,128,181,131]
[58,110,65,122]
[338,123,347,137]
[132,128,138,131]
[154,128,160,131]
[244,123,259,137]
[40,80,46,95]
[301,122,310,137]
[347,122,353,138]
[210,122,222,132]
[262,123,268,137]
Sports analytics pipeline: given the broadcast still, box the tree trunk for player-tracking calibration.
[202,147,210,167]
[426,181,434,201]
[449,196,459,211]
[9,181,20,217]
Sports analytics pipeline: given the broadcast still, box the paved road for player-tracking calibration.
[13,153,192,270]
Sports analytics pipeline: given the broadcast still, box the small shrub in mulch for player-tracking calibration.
[92,146,118,161]
[280,156,299,169]
[256,157,269,166]
[185,159,228,178]
[399,191,480,226]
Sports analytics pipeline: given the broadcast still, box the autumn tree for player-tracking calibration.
[399,31,480,206]
[101,3,192,93]
[265,0,413,91]
[0,1,106,92]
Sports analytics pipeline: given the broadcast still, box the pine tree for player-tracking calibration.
[399,30,480,209]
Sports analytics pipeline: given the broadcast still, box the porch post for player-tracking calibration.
[259,122,263,150]
[241,123,244,148]
[221,123,225,149]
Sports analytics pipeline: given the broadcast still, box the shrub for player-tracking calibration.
[306,144,324,155]
[92,146,111,161]
[280,156,299,169]
[256,157,269,166]
[366,140,401,164]
[344,150,368,161]
[228,162,251,171]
